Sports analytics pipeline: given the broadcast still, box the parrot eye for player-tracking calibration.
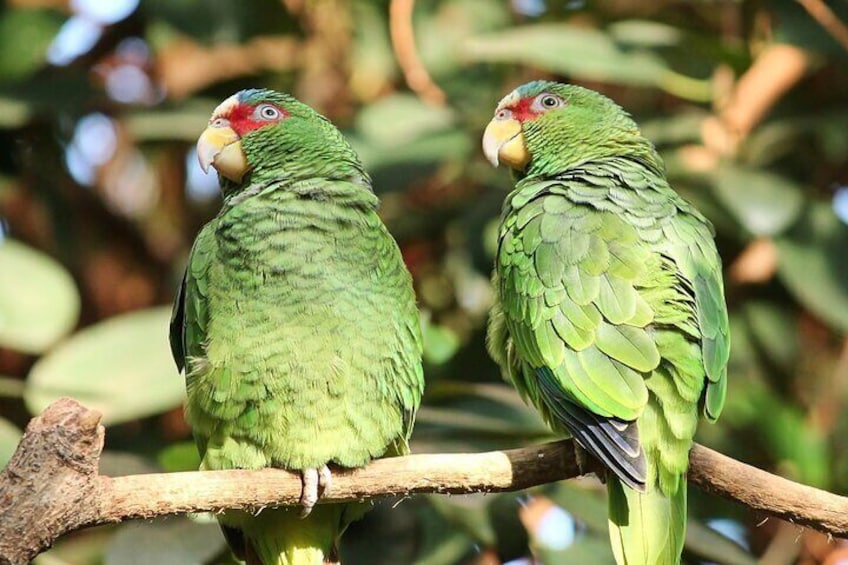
[495,108,513,120]
[254,104,283,121]
[532,93,564,113]
[210,117,228,128]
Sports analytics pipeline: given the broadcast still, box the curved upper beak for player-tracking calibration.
[196,123,250,183]
[482,116,530,170]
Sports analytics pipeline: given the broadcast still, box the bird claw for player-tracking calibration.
[299,465,332,518]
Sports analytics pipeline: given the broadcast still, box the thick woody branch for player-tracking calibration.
[2,399,848,564]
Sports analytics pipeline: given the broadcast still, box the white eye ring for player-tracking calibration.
[531,93,564,112]
[255,104,282,121]
[495,108,513,120]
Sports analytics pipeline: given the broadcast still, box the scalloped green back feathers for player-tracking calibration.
[487,81,729,565]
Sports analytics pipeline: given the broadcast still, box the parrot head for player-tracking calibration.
[482,81,659,178]
[197,89,367,191]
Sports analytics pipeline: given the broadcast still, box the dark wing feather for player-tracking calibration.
[537,367,647,490]
[168,271,187,373]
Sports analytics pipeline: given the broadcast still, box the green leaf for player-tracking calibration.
[608,19,683,48]
[348,93,472,177]
[426,496,495,546]
[537,537,616,565]
[0,239,80,354]
[415,0,511,76]
[742,300,799,373]
[0,375,25,398]
[639,111,709,147]
[124,106,211,142]
[414,382,551,452]
[685,519,756,565]
[777,203,848,333]
[463,24,713,101]
[465,25,664,87]
[545,481,609,534]
[763,397,830,487]
[422,323,462,365]
[25,307,183,425]
[712,165,804,237]
[349,2,397,100]
[354,94,455,146]
[409,497,480,565]
[341,499,421,565]
[104,518,225,565]
[157,441,201,473]
[0,417,22,470]
[0,9,63,81]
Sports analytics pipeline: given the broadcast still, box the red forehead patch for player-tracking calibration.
[225,103,288,136]
[508,97,539,122]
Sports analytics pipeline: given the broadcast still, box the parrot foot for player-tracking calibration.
[299,465,332,518]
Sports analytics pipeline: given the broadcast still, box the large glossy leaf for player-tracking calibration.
[777,203,848,333]
[416,0,511,76]
[712,165,804,237]
[414,381,551,452]
[463,23,712,100]
[104,518,225,565]
[464,25,665,87]
[742,300,799,374]
[0,417,22,470]
[0,239,80,354]
[354,94,455,146]
[349,93,471,178]
[25,307,183,425]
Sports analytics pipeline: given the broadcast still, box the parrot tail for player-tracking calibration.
[606,475,686,565]
[222,506,345,565]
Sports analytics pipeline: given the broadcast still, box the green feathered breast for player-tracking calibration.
[170,89,423,565]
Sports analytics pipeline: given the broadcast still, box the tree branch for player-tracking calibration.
[389,0,446,105]
[2,399,848,564]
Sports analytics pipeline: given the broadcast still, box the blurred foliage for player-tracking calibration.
[1,0,847,563]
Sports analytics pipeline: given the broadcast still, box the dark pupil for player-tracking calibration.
[543,97,556,106]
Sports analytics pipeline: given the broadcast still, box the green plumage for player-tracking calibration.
[171,89,423,565]
[486,82,729,564]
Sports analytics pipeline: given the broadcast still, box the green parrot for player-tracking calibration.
[169,89,424,565]
[482,81,729,565]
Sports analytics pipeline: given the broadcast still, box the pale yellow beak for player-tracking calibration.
[196,124,250,183]
[482,117,530,170]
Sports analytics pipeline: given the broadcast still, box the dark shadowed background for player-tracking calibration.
[1,0,847,563]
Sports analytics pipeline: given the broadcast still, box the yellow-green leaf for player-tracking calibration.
[0,239,80,354]
[25,307,183,425]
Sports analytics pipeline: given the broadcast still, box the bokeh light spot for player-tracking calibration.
[535,504,575,550]
[706,518,748,551]
[71,0,139,25]
[512,0,546,17]
[47,16,102,66]
[65,113,117,185]
[833,186,848,225]
[185,150,220,203]
[106,64,152,104]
